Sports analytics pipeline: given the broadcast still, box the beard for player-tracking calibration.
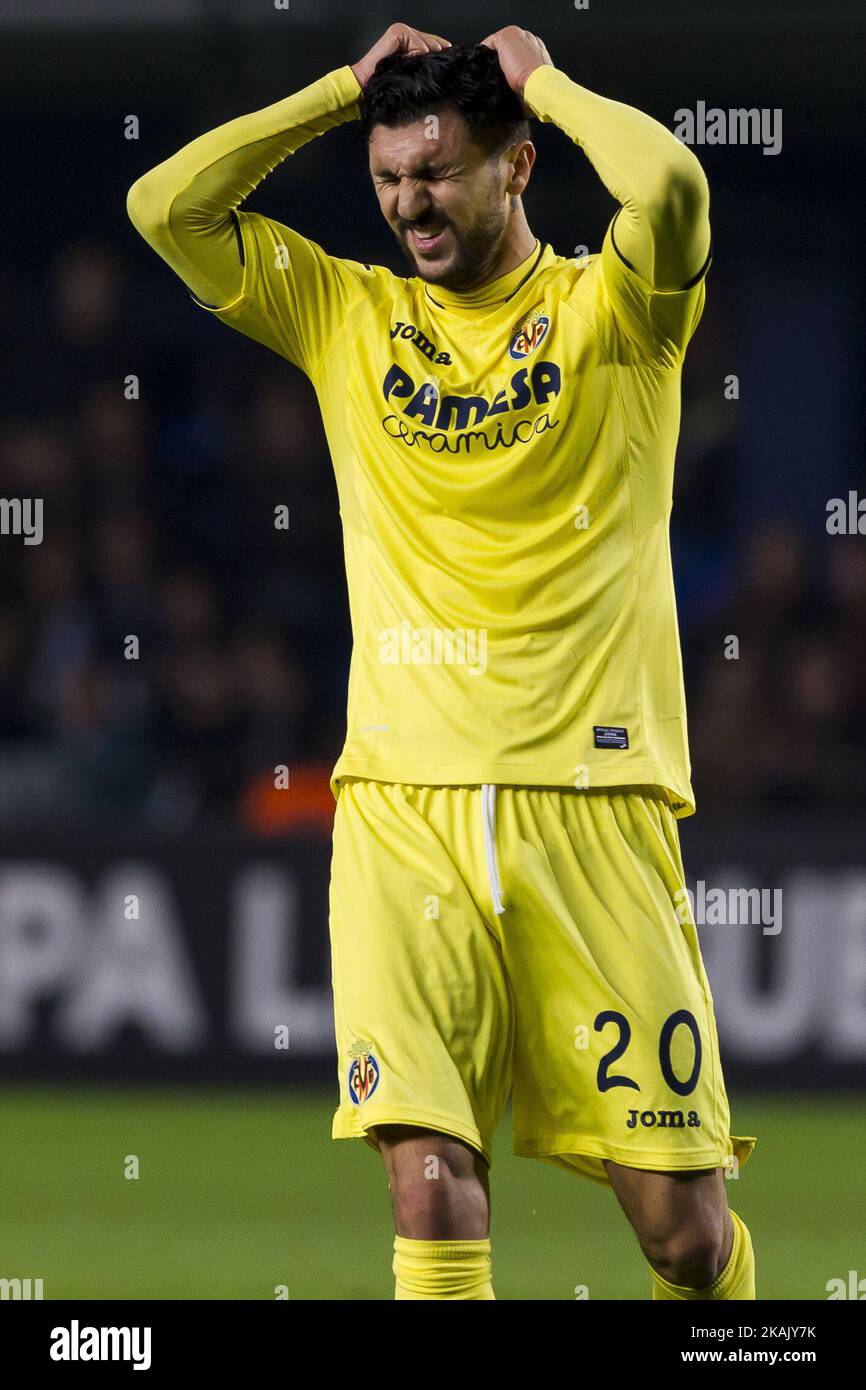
[393,187,509,291]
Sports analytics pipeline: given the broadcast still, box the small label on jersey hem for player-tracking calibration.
[593,725,629,749]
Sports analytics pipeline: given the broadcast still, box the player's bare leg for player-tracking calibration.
[372,1124,490,1238]
[605,1160,731,1286]
[372,1125,494,1299]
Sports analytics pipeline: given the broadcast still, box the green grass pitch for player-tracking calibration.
[1,1087,862,1300]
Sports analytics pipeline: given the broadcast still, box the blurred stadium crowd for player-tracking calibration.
[1,232,863,829]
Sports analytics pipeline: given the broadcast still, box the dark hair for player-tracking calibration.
[359,44,530,155]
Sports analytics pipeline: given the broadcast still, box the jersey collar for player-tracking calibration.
[422,241,549,314]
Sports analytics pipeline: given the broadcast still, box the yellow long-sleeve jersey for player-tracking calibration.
[127,63,712,814]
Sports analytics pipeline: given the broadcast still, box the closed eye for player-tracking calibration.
[374,168,460,186]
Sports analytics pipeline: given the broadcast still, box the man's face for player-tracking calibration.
[368,109,516,291]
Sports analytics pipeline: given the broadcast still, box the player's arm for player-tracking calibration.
[483,25,710,291]
[126,23,449,371]
[125,69,361,311]
[484,27,711,365]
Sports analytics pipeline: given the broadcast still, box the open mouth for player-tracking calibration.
[409,226,449,255]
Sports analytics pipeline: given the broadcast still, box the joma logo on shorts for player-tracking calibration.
[626,1109,702,1129]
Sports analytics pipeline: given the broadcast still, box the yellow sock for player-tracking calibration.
[393,1236,495,1300]
[650,1209,755,1300]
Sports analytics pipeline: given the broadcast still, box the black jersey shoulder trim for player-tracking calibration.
[610,209,637,273]
[610,207,712,291]
[231,208,245,266]
[680,239,713,290]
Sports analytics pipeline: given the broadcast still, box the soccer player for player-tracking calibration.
[127,22,757,1301]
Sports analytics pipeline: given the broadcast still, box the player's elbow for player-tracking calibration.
[126,172,168,240]
[643,146,710,237]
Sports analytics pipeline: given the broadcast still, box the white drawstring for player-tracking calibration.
[481,783,505,916]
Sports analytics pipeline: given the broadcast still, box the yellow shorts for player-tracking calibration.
[328,778,756,1187]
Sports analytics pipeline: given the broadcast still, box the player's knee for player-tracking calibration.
[643,1215,729,1290]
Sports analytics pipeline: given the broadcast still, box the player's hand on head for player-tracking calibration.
[480,26,552,98]
[351,22,451,90]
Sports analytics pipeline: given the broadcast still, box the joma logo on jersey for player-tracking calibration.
[626,1109,702,1129]
[348,1052,380,1104]
[509,307,551,360]
[390,321,452,365]
[382,361,561,432]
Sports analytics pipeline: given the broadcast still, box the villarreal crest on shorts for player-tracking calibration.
[329,778,756,1184]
